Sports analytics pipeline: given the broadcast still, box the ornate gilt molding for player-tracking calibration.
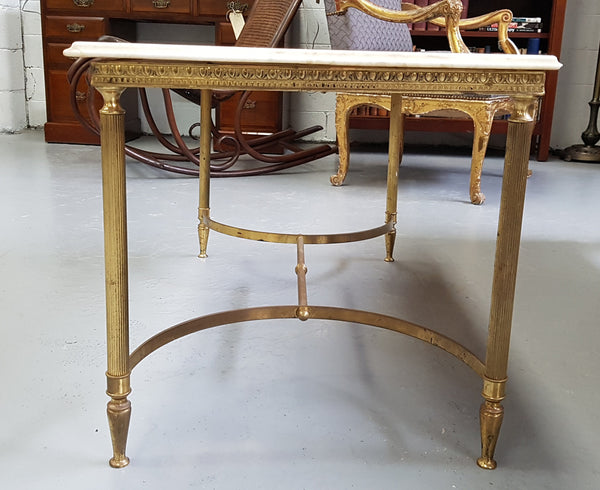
[90,61,546,96]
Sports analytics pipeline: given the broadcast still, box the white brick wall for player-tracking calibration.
[286,2,336,141]
[21,0,45,127]
[0,0,26,131]
[2,0,599,152]
[135,22,216,134]
[551,1,600,149]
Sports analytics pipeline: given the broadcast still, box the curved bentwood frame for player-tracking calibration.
[62,41,560,470]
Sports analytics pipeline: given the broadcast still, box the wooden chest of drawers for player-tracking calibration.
[40,0,280,144]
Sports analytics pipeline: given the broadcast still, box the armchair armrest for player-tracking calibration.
[406,6,519,55]
[332,0,518,55]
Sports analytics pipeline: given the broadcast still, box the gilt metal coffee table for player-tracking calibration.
[63,41,560,469]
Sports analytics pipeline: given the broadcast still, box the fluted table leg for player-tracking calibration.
[478,95,537,469]
[384,93,403,262]
[97,85,132,468]
[198,89,212,258]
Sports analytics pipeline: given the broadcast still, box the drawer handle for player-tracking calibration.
[72,0,94,7]
[75,91,87,102]
[152,0,171,8]
[66,23,86,33]
[243,99,256,110]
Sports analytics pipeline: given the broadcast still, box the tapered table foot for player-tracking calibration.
[477,399,504,470]
[198,208,210,258]
[107,397,132,468]
[384,228,396,262]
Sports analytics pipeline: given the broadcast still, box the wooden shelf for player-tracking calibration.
[411,30,550,39]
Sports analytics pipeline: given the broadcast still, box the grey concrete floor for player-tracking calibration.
[1,129,599,489]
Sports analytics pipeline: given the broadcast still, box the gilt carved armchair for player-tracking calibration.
[325,0,519,204]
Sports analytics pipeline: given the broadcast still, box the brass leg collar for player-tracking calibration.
[481,376,507,403]
[106,372,132,399]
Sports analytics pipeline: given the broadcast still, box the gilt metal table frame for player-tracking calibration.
[63,42,560,470]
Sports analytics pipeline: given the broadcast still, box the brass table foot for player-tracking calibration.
[198,225,209,258]
[198,207,210,258]
[477,376,507,469]
[384,211,397,262]
[384,229,396,262]
[477,399,504,470]
[107,397,132,468]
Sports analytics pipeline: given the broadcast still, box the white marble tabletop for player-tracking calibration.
[63,42,561,72]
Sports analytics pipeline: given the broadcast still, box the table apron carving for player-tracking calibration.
[89,61,547,95]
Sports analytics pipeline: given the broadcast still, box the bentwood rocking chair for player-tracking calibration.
[67,0,335,177]
[325,0,519,204]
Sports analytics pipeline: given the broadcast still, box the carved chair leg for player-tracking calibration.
[469,108,494,205]
[332,94,394,187]
[331,94,353,186]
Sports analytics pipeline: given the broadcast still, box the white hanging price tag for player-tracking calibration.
[228,11,246,39]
